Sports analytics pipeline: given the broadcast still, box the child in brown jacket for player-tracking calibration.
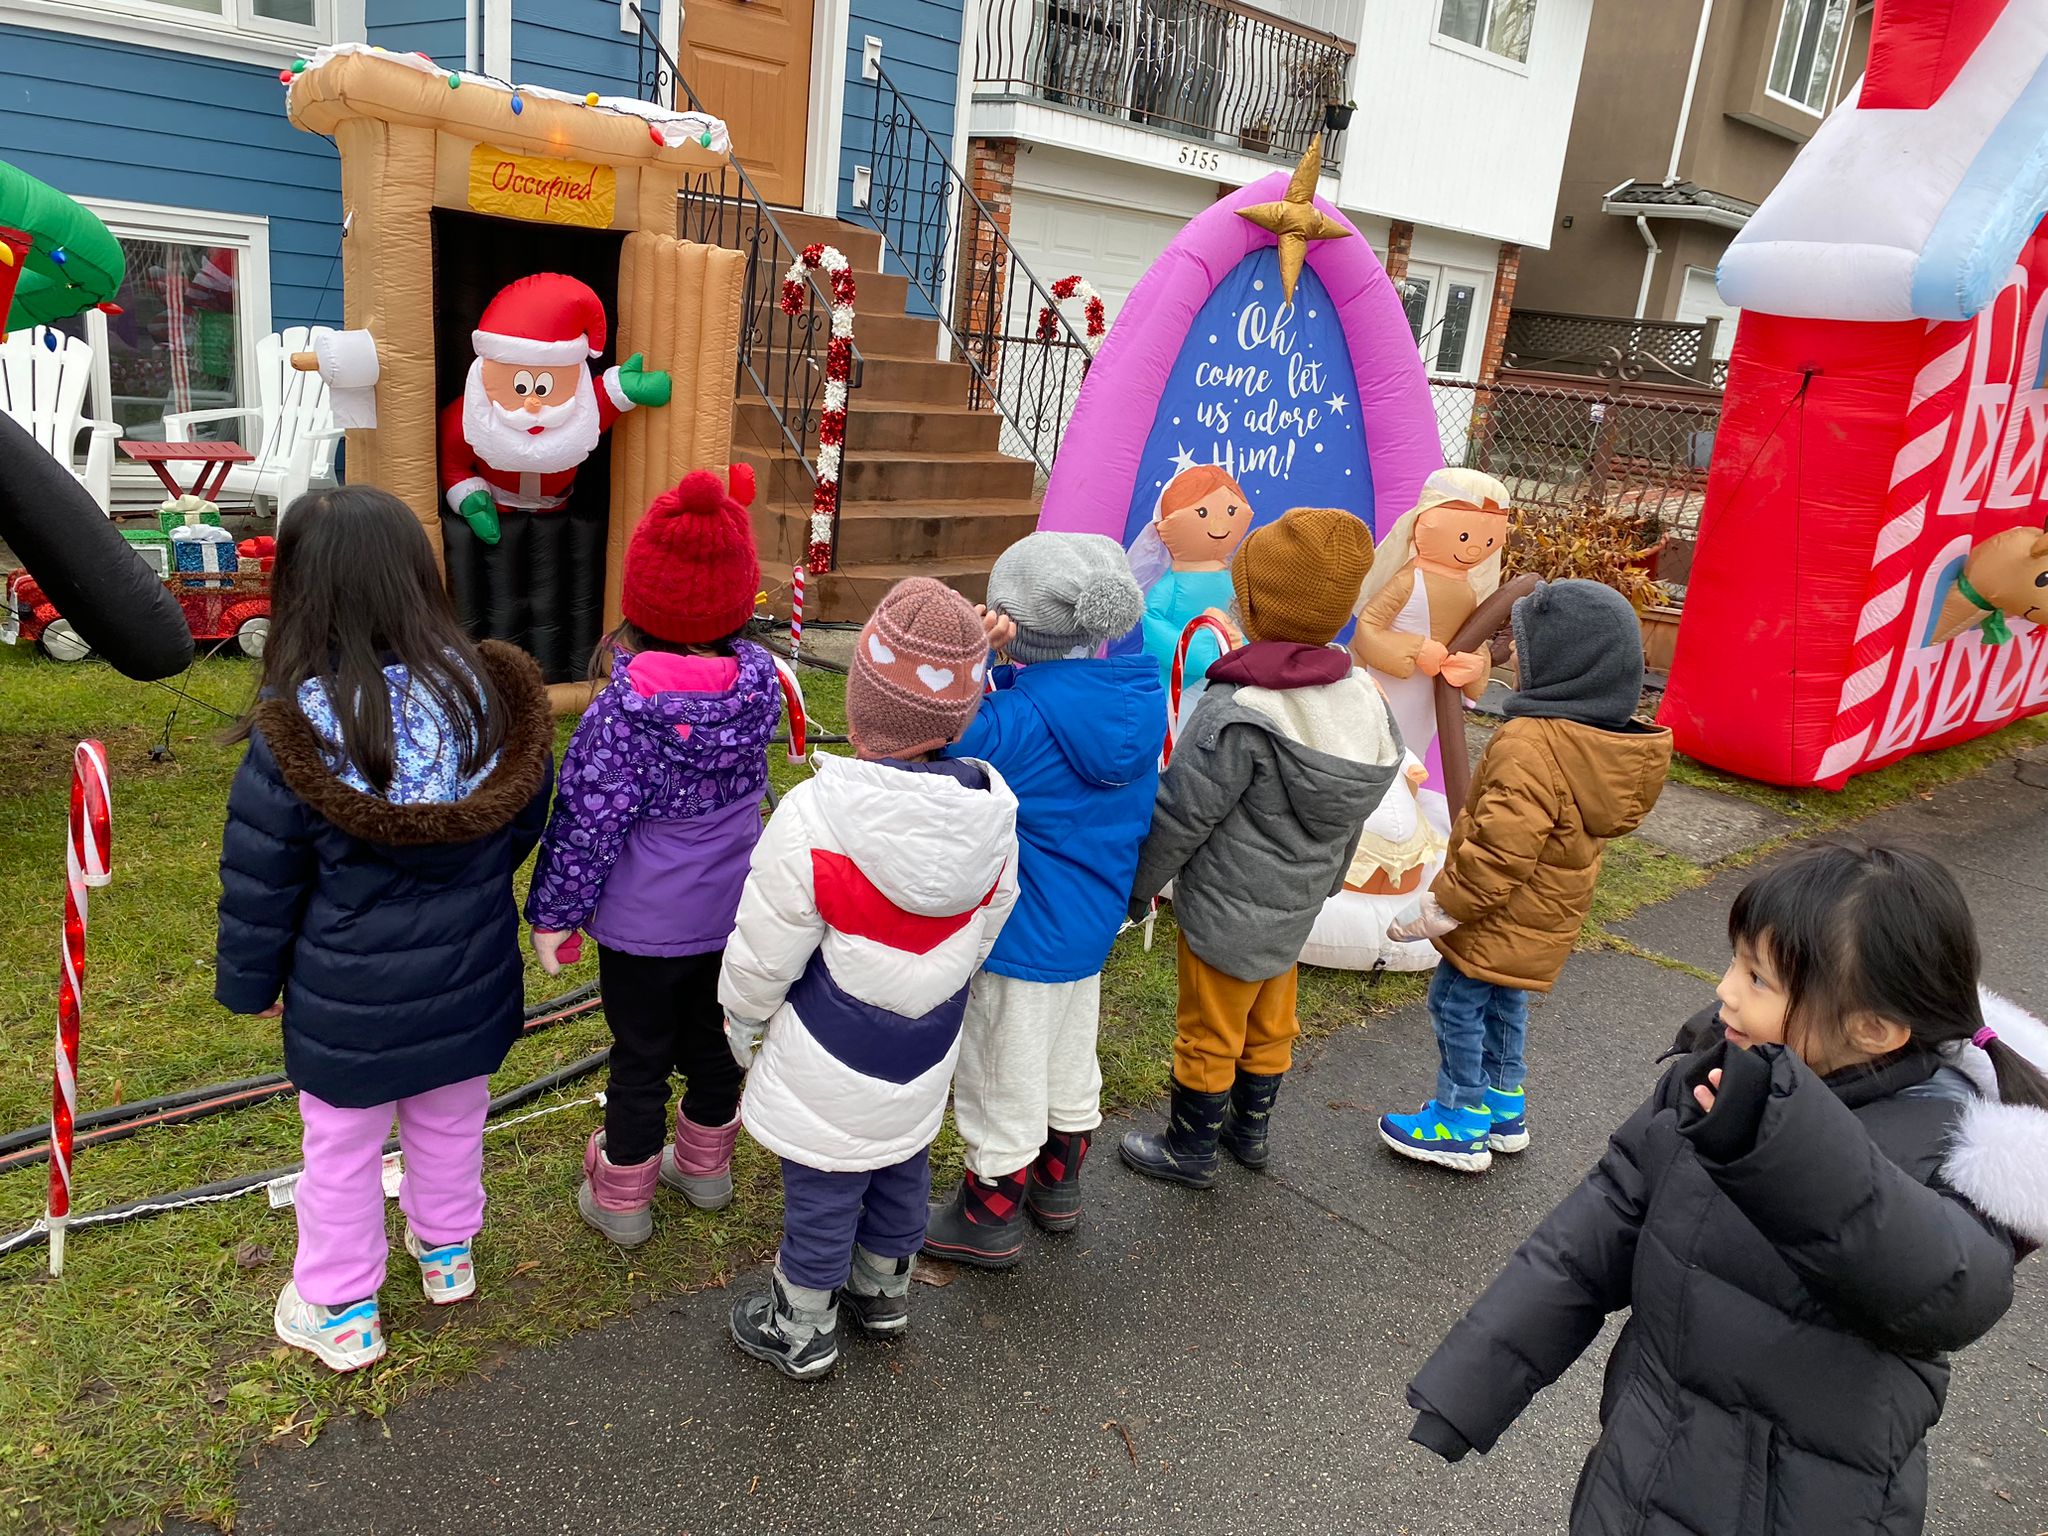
[1379,578,1671,1173]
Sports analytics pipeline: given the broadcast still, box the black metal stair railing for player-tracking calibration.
[633,7,863,571]
[858,59,1097,478]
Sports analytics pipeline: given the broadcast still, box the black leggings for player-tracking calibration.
[598,945,744,1165]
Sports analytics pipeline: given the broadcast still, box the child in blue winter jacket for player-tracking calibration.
[526,466,780,1246]
[216,486,554,1373]
[922,533,1166,1267]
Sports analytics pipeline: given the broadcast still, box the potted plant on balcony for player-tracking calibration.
[1239,118,1275,155]
[1324,98,1356,131]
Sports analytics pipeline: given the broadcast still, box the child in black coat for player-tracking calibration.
[1406,843,2048,1535]
[217,487,554,1372]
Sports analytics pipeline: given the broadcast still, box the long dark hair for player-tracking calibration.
[1729,843,2048,1109]
[235,485,505,793]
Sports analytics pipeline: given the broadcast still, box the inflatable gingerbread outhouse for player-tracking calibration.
[283,46,745,702]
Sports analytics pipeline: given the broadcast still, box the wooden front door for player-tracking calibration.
[683,0,813,207]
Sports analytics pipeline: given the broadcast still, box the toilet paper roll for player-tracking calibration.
[311,326,380,430]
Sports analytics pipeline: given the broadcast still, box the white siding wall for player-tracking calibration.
[1338,0,1595,248]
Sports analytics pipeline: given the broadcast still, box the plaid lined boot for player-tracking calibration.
[921,1168,1029,1269]
[1025,1128,1092,1233]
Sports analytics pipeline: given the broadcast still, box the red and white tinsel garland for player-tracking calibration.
[779,243,856,574]
[1036,274,1107,348]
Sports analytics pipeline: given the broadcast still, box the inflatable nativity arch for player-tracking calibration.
[283,46,746,705]
[1037,142,1457,971]
[1662,0,2048,787]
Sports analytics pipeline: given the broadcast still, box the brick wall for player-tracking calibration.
[1479,241,1522,385]
[961,137,1019,351]
[1384,220,1415,283]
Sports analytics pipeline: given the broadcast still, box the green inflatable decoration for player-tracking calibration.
[0,159,125,331]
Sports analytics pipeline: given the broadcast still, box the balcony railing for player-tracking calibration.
[1505,309,1725,391]
[974,0,1356,169]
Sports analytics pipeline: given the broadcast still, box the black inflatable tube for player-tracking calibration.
[0,411,194,680]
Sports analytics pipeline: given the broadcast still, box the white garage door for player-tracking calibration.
[1007,191,1199,322]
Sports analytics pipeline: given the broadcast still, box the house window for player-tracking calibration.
[1767,0,1847,114]
[45,0,327,40]
[52,201,273,474]
[1436,0,1536,65]
[1404,261,1490,380]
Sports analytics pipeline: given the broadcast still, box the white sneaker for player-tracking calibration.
[405,1227,477,1305]
[273,1281,386,1372]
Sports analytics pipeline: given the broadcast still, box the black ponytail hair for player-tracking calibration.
[1728,842,2048,1109]
[232,485,505,793]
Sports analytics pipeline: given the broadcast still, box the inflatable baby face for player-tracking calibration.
[1966,524,2048,627]
[1155,465,1253,570]
[1413,500,1508,574]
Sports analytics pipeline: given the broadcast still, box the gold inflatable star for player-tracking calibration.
[1236,135,1349,304]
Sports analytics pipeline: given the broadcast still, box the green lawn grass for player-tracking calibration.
[1,643,2036,1532]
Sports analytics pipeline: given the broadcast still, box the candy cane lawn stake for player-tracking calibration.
[789,564,805,660]
[1162,613,1240,769]
[49,740,111,1277]
[771,655,809,763]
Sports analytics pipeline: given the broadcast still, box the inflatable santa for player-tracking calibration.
[438,272,670,545]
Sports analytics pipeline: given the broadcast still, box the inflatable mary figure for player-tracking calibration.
[1348,467,1508,832]
[1127,463,1254,714]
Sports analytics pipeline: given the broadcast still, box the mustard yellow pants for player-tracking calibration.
[1171,934,1300,1094]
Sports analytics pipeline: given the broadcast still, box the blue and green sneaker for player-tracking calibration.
[1378,1100,1493,1173]
[1484,1086,1530,1154]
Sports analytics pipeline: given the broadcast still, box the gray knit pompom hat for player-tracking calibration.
[986,532,1145,665]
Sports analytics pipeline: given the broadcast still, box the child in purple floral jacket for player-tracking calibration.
[527,465,779,1246]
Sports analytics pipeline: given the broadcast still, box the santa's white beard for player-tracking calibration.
[461,360,603,475]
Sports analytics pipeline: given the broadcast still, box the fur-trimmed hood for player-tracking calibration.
[251,640,554,849]
[1942,987,2048,1249]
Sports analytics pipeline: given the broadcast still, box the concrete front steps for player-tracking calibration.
[714,209,1042,623]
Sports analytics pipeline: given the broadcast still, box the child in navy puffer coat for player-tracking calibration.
[217,486,555,1373]
[526,466,779,1246]
[921,533,1165,1268]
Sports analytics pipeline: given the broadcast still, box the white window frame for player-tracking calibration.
[0,0,335,66]
[1432,0,1536,75]
[69,198,274,496]
[1407,259,1490,383]
[1764,0,1847,117]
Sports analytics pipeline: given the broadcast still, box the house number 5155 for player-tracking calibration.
[1176,144,1222,172]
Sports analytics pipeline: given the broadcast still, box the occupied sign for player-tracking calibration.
[468,145,617,229]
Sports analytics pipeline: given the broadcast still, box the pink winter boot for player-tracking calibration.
[659,1111,742,1210]
[579,1132,660,1246]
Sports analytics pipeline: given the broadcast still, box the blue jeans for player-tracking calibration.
[1428,961,1529,1111]
[776,1149,932,1291]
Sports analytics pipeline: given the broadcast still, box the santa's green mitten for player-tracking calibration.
[457,488,501,546]
[617,352,672,408]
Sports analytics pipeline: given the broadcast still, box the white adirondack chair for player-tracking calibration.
[164,326,342,517]
[0,327,122,513]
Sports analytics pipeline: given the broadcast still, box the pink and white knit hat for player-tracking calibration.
[847,578,988,759]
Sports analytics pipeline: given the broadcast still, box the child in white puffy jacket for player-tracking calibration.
[720,578,1018,1379]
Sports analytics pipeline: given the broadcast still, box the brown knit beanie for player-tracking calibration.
[846,577,989,759]
[1231,507,1374,645]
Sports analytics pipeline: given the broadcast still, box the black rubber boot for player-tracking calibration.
[921,1169,1028,1269]
[840,1246,914,1337]
[1025,1128,1091,1233]
[1219,1071,1285,1171]
[1119,1081,1229,1189]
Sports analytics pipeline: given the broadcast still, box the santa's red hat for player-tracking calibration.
[471,273,607,368]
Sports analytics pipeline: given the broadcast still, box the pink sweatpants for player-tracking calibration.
[293,1075,492,1307]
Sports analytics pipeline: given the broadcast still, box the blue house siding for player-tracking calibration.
[0,25,342,331]
[511,0,661,99]
[838,0,962,318]
[367,4,467,67]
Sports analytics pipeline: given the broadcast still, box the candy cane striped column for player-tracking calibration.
[49,741,111,1277]
[1813,330,1973,785]
[771,655,809,763]
[1162,614,1239,769]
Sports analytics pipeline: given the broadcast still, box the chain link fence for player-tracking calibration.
[1429,376,1720,540]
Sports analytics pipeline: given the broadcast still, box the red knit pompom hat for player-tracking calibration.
[620,464,762,645]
